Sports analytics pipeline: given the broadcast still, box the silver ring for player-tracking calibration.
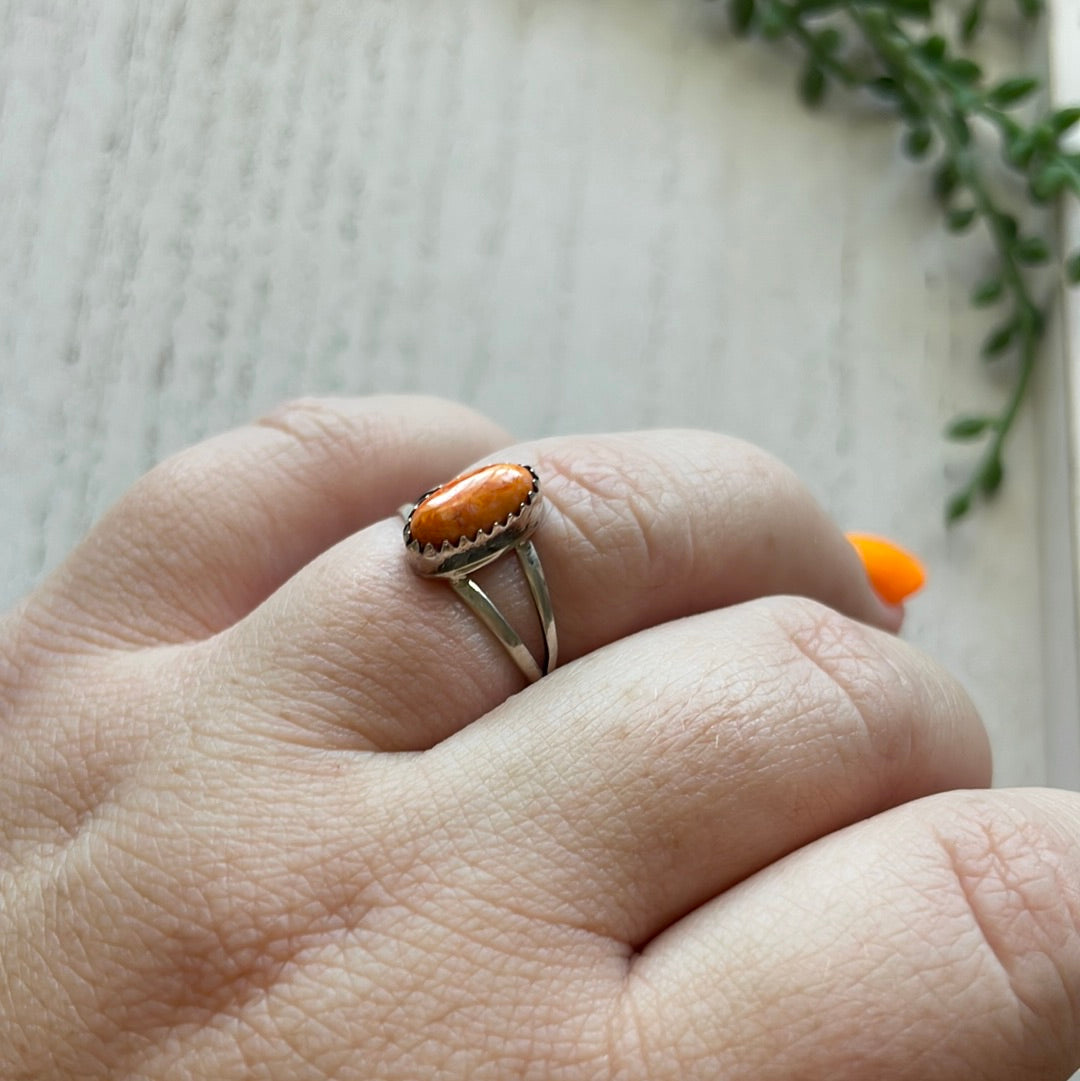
[400,463,558,683]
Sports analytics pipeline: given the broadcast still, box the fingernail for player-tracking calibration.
[845,532,927,606]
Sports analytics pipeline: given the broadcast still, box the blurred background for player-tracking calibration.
[1,0,1077,786]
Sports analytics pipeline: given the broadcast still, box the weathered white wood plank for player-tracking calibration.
[0,0,1073,786]
[1048,0,1080,791]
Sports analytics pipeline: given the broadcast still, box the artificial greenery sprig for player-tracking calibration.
[723,0,1080,520]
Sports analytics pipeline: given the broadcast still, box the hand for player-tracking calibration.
[2,396,1077,1080]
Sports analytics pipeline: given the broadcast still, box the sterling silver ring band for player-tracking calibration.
[400,463,558,683]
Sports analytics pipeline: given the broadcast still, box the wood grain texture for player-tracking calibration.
[1,0,1075,786]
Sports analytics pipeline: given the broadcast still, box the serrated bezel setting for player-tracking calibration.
[403,465,543,579]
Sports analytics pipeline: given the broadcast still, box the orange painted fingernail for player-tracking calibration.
[845,533,926,605]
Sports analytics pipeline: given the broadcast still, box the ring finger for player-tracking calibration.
[218,431,904,751]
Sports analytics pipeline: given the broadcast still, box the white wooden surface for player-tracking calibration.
[1,0,1077,788]
[1049,0,1080,795]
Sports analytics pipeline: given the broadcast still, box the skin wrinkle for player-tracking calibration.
[193,910,602,1081]
[779,602,916,782]
[393,734,643,959]
[1,653,168,862]
[6,590,143,669]
[12,739,374,1076]
[48,565,222,652]
[420,723,626,937]
[935,807,1080,1066]
[62,835,350,1077]
[268,639,401,745]
[539,451,630,567]
[539,437,712,606]
[434,799,624,945]
[613,967,723,1081]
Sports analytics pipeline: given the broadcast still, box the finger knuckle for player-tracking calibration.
[541,440,663,571]
[939,798,1080,1059]
[767,596,914,771]
[540,432,795,582]
[254,395,353,451]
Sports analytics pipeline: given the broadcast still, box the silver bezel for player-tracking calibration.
[403,465,542,579]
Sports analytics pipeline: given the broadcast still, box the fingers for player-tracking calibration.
[402,596,989,946]
[29,397,510,649]
[615,787,1080,1081]
[225,431,903,751]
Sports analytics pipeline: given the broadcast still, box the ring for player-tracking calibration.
[400,463,558,683]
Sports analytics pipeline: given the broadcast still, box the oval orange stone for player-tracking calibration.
[409,463,535,548]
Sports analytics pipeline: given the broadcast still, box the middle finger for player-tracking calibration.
[410,595,990,947]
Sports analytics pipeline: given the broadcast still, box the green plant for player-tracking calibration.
[722,0,1080,521]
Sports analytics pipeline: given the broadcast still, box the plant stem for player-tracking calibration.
[844,4,1042,511]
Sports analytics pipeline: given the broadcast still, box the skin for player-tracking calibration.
[1,394,1078,1080]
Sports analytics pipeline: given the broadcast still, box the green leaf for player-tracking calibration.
[980,456,1005,494]
[955,88,981,114]
[816,26,843,52]
[758,0,789,38]
[730,0,755,35]
[897,97,923,125]
[1005,132,1035,169]
[971,278,1003,306]
[1031,163,1069,202]
[1033,122,1058,153]
[904,127,933,159]
[1066,251,1080,285]
[946,415,994,440]
[947,207,977,232]
[1016,0,1042,18]
[948,58,983,84]
[960,1,982,41]
[1051,107,1080,136]
[920,34,948,60]
[1024,304,1047,339]
[868,76,898,99]
[932,161,959,201]
[946,491,972,523]
[986,77,1040,108]
[982,319,1018,357]
[998,213,1019,241]
[1015,235,1050,264]
[890,0,932,16]
[800,64,827,107]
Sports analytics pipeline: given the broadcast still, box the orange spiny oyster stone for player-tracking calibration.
[409,463,535,548]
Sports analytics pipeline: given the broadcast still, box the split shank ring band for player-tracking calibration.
[400,464,559,683]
